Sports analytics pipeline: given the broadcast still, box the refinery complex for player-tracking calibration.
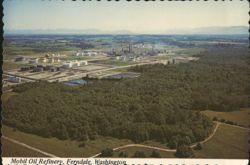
[3,43,198,87]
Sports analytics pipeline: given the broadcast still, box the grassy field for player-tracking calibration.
[153,55,173,60]
[202,109,250,127]
[2,123,248,158]
[1,138,48,157]
[194,124,249,159]
[112,147,175,158]
[111,124,249,158]
[2,125,132,157]
[3,61,26,71]
[175,47,205,56]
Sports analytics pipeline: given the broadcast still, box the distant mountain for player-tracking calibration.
[4,29,134,35]
[4,26,248,35]
[165,26,248,35]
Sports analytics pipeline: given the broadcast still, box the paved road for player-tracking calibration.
[2,136,59,158]
[3,73,37,82]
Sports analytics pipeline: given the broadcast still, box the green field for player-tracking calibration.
[194,124,249,159]
[175,47,205,56]
[202,109,250,127]
[112,147,175,158]
[2,125,132,157]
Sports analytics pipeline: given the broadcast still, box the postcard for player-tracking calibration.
[2,0,249,165]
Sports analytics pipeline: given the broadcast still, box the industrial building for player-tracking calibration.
[29,58,39,64]
[8,76,21,83]
[41,57,61,63]
[76,50,99,57]
[62,60,88,68]
[115,55,142,62]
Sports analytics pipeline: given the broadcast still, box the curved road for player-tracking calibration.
[90,122,223,158]
[3,121,248,158]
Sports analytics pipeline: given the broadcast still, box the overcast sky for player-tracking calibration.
[3,0,249,33]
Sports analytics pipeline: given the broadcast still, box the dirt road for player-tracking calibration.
[2,136,59,158]
[90,122,223,158]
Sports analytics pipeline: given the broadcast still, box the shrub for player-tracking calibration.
[175,145,195,158]
[118,151,128,158]
[212,117,218,121]
[150,150,161,158]
[133,151,146,158]
[100,148,113,157]
[78,142,86,148]
[194,143,202,150]
[220,119,225,122]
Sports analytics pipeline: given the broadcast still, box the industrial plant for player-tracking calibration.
[3,42,198,88]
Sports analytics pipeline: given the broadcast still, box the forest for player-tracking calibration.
[3,45,249,148]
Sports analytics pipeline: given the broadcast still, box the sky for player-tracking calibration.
[3,0,249,33]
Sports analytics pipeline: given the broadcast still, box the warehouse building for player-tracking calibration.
[62,60,88,68]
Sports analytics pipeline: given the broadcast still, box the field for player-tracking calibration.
[2,125,132,157]
[3,122,248,158]
[110,123,249,158]
[1,138,47,157]
[112,147,175,158]
[3,61,26,71]
[202,109,250,127]
[194,124,249,159]
[175,47,205,56]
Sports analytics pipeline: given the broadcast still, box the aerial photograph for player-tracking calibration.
[2,0,249,159]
